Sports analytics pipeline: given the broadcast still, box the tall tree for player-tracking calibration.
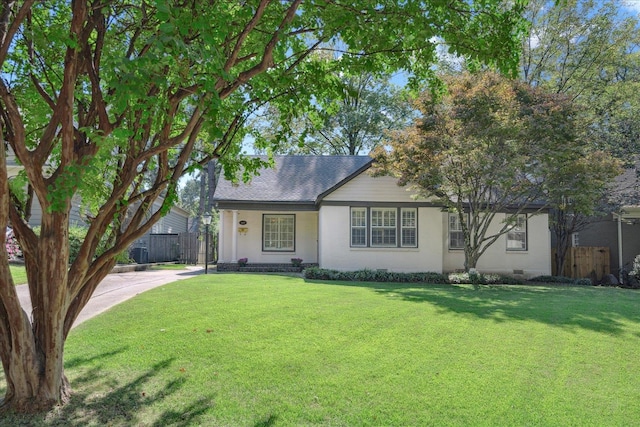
[0,0,527,412]
[522,0,640,158]
[521,0,638,273]
[252,72,413,155]
[546,151,621,275]
[373,71,586,271]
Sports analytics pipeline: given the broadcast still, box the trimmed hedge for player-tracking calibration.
[528,275,592,286]
[304,267,521,285]
[304,268,597,286]
[303,267,449,284]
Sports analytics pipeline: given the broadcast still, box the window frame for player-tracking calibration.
[350,207,418,248]
[350,207,368,247]
[262,214,296,252]
[400,208,418,248]
[448,213,466,250]
[370,207,398,247]
[506,214,527,251]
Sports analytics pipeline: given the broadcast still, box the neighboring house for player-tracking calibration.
[26,195,189,235]
[7,145,189,240]
[572,163,640,276]
[213,156,552,277]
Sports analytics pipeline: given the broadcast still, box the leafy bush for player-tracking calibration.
[32,226,132,264]
[529,275,594,286]
[528,275,575,284]
[5,228,22,260]
[304,268,447,284]
[631,255,640,278]
[448,272,523,285]
[574,278,593,286]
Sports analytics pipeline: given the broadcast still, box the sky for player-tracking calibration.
[623,1,640,14]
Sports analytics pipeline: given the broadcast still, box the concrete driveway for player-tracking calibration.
[16,266,204,328]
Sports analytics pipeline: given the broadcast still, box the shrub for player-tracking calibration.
[528,275,575,284]
[303,268,449,284]
[5,228,22,260]
[528,275,595,286]
[32,226,132,264]
[448,272,523,285]
[303,268,533,285]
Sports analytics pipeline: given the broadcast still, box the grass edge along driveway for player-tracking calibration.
[2,273,639,426]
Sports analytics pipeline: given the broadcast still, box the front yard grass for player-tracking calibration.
[8,264,27,285]
[2,274,640,426]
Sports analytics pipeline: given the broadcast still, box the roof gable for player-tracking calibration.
[213,155,373,205]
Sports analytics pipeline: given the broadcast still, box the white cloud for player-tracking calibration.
[623,0,640,13]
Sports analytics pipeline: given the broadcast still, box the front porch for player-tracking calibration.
[216,262,318,273]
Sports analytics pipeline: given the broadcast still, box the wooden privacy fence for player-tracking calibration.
[177,232,217,265]
[131,232,217,265]
[552,246,610,280]
[148,234,180,262]
[178,232,199,264]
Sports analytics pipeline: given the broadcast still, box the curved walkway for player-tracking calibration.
[16,266,204,329]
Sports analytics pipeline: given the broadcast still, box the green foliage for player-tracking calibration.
[303,267,521,285]
[447,272,523,285]
[522,0,640,163]
[0,0,533,411]
[528,275,592,286]
[178,175,203,217]
[252,73,415,155]
[32,226,132,265]
[374,71,582,271]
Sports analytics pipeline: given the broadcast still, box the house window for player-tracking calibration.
[350,207,418,248]
[263,214,295,251]
[506,214,527,251]
[351,208,367,247]
[371,208,397,247]
[401,208,417,247]
[449,213,466,250]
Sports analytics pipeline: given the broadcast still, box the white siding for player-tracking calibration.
[442,212,551,278]
[318,205,443,272]
[323,173,429,203]
[219,210,318,264]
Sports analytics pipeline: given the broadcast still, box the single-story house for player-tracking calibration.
[213,156,552,277]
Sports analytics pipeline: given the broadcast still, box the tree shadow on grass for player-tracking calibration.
[1,350,214,426]
[308,280,640,336]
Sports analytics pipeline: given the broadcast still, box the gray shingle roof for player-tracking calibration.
[213,155,373,204]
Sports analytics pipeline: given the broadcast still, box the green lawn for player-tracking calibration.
[2,274,640,426]
[8,264,27,285]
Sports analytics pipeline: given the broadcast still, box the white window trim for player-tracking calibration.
[448,213,466,250]
[370,207,397,247]
[350,207,418,248]
[262,214,295,252]
[401,208,418,248]
[350,207,367,247]
[506,214,528,252]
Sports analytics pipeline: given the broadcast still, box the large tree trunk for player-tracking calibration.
[464,248,481,272]
[1,213,73,412]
